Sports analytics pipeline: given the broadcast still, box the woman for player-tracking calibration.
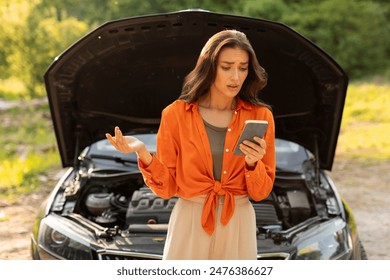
[106,30,276,260]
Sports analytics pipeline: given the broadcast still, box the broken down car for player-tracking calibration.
[31,10,367,260]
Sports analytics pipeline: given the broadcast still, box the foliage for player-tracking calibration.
[1,0,390,99]
[37,0,113,25]
[23,6,89,97]
[1,0,89,98]
[0,0,31,80]
[282,0,390,79]
[237,0,289,20]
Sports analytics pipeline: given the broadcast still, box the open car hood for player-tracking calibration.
[44,10,348,170]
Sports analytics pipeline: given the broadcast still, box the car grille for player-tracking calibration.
[98,251,162,260]
[257,253,290,260]
[98,252,289,260]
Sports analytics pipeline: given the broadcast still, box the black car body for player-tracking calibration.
[31,10,366,260]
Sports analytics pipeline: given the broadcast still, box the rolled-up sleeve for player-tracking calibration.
[138,107,179,199]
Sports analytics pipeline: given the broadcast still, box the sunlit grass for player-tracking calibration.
[337,82,390,160]
[0,77,28,100]
[0,150,60,201]
[0,101,61,201]
[342,83,390,126]
[337,123,390,160]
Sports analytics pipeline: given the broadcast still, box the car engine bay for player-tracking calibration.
[50,163,339,244]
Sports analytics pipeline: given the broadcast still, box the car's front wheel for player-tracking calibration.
[360,242,368,260]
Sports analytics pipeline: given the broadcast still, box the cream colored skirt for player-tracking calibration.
[163,194,257,260]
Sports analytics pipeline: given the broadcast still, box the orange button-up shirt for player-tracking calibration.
[138,99,276,235]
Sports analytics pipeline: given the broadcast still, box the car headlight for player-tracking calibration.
[38,215,93,260]
[295,218,353,260]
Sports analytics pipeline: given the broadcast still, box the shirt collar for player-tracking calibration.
[184,101,197,111]
[184,98,253,111]
[236,98,253,111]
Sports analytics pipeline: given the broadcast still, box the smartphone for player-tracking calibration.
[233,120,268,155]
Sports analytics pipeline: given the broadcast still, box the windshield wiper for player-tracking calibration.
[276,167,302,174]
[85,154,138,165]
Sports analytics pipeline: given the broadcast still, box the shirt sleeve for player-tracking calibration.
[244,109,276,201]
[138,106,179,199]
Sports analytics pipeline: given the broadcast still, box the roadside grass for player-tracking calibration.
[0,78,28,101]
[0,80,389,202]
[0,102,61,202]
[337,82,390,161]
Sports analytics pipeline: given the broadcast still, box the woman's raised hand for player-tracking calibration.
[105,126,145,154]
[105,126,153,166]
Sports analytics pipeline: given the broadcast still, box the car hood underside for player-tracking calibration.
[44,10,348,170]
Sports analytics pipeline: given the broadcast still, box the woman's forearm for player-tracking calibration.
[136,146,153,166]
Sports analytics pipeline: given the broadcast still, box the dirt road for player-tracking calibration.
[0,157,389,260]
[330,157,390,259]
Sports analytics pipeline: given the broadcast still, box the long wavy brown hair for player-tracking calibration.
[179,29,269,107]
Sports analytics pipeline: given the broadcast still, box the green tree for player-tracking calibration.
[236,0,289,20]
[5,1,89,98]
[280,0,390,79]
[26,13,89,96]
[2,0,390,95]
[36,0,113,25]
[108,0,236,19]
[0,0,31,80]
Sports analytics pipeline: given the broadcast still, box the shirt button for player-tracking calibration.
[246,175,250,178]
[223,171,227,174]
[228,128,232,132]
[225,148,229,152]
[234,111,237,114]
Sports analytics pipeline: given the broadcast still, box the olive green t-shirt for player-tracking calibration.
[203,120,228,181]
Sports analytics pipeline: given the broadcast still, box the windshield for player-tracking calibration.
[275,138,312,173]
[86,134,156,163]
